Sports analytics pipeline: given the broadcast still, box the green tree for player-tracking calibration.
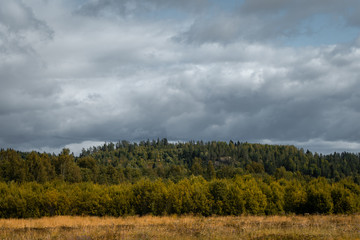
[234,176,267,215]
[191,157,203,176]
[209,179,231,215]
[132,179,169,215]
[306,178,333,214]
[25,152,49,183]
[284,180,307,214]
[207,161,216,180]
[54,149,82,182]
[0,149,26,182]
[331,184,357,214]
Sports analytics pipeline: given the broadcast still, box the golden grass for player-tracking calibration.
[0,215,359,240]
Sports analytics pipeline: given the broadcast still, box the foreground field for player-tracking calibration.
[0,215,359,240]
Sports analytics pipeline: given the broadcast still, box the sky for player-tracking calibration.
[1,0,360,155]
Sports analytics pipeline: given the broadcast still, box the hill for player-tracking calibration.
[0,140,360,218]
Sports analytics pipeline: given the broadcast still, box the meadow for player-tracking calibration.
[0,215,359,240]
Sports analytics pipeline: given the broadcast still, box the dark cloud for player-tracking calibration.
[0,0,53,36]
[174,14,243,44]
[176,0,360,44]
[239,0,360,28]
[1,0,360,154]
[0,0,59,148]
[77,0,209,18]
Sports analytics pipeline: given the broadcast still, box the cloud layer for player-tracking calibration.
[1,0,360,154]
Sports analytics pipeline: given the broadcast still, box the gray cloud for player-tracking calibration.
[0,0,53,35]
[239,0,360,29]
[177,0,360,44]
[1,0,360,154]
[0,0,59,148]
[77,0,209,18]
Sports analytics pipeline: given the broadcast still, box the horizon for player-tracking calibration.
[7,139,360,157]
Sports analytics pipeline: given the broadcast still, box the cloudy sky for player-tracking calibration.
[1,0,360,155]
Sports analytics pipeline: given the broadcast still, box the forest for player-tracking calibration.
[0,139,360,218]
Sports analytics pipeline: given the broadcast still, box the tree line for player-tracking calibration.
[1,140,360,184]
[0,175,359,218]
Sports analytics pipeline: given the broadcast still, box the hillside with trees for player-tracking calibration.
[0,139,360,218]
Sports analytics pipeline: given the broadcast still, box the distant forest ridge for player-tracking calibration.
[1,139,359,184]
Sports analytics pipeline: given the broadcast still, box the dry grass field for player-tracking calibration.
[0,215,359,240]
